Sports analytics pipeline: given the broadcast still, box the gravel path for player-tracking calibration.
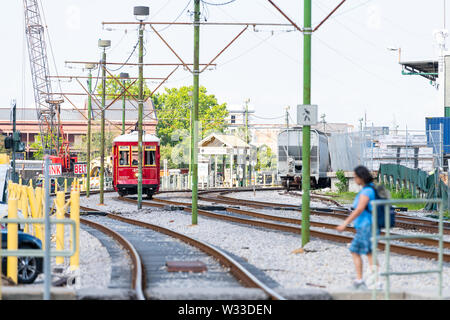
[82,192,450,292]
[227,191,329,208]
[18,227,111,289]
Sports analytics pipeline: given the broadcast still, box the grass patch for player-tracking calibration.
[323,191,357,204]
[388,186,425,211]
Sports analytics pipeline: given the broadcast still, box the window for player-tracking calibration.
[118,146,130,166]
[131,146,139,166]
[145,146,156,166]
[231,115,236,124]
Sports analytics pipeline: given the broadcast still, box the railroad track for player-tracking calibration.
[77,214,145,299]
[78,203,285,300]
[121,196,450,263]
[198,191,450,235]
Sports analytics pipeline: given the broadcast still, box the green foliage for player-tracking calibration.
[153,86,229,146]
[386,185,425,211]
[80,127,115,161]
[324,191,357,204]
[97,75,151,100]
[29,133,63,160]
[335,169,348,193]
[255,144,276,171]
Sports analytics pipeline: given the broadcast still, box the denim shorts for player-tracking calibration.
[349,223,377,255]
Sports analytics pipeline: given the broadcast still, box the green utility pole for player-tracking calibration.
[285,106,289,129]
[189,91,193,188]
[301,0,312,247]
[244,99,249,187]
[86,66,93,198]
[191,0,200,224]
[100,48,106,205]
[120,72,129,135]
[137,22,144,210]
[122,81,126,135]
[11,101,17,183]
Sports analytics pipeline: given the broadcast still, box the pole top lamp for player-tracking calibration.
[119,72,130,79]
[98,39,111,49]
[85,63,96,70]
[134,6,149,22]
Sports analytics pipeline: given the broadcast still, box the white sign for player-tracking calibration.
[297,104,318,125]
[74,163,87,175]
[49,164,62,176]
[198,162,209,179]
[199,147,228,155]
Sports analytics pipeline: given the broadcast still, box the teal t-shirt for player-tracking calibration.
[352,184,376,229]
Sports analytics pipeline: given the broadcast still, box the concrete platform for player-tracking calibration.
[76,288,136,300]
[0,287,76,300]
[276,288,332,300]
[328,287,450,300]
[146,287,268,300]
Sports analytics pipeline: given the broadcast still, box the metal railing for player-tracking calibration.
[371,199,444,300]
[0,218,77,257]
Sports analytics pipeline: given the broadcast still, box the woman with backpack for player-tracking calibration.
[336,165,380,289]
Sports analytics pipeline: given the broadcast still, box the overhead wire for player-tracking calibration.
[200,0,237,6]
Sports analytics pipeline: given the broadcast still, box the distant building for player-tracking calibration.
[0,99,157,159]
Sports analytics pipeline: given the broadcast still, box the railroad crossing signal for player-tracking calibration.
[4,131,25,153]
[297,105,318,126]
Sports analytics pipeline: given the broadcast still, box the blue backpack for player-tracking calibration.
[366,184,396,229]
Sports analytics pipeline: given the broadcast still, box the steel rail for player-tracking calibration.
[77,212,145,300]
[106,211,285,300]
[208,192,450,234]
[151,197,450,250]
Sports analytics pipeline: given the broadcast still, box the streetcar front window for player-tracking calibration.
[119,147,130,166]
[131,146,139,166]
[144,146,156,166]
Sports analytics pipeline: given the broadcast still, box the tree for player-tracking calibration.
[97,75,152,100]
[153,86,229,146]
[255,144,277,171]
[82,125,115,161]
[29,133,63,160]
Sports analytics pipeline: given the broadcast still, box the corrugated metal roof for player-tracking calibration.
[0,99,157,123]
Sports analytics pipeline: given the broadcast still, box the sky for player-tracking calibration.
[1,0,448,131]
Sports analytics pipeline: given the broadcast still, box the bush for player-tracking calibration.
[335,170,348,193]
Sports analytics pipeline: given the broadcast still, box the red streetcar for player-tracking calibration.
[112,131,160,198]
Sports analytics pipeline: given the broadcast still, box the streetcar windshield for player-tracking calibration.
[119,146,130,166]
[131,146,139,166]
[145,146,156,166]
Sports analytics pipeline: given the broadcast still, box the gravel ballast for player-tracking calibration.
[82,192,450,292]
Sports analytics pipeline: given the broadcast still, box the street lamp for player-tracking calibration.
[85,63,97,198]
[119,72,129,135]
[387,47,401,63]
[98,39,111,205]
[134,6,149,21]
[133,6,149,209]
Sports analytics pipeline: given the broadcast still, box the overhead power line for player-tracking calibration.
[200,0,237,6]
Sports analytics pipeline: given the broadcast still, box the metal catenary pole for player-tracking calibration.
[43,154,51,300]
[100,48,106,205]
[11,101,17,183]
[122,79,126,135]
[191,0,200,225]
[301,0,312,247]
[137,22,144,210]
[86,67,92,198]
[244,101,248,187]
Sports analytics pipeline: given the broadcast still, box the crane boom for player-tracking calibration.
[23,0,59,144]
[23,0,76,171]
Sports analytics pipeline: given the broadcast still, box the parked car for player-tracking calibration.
[1,229,43,284]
